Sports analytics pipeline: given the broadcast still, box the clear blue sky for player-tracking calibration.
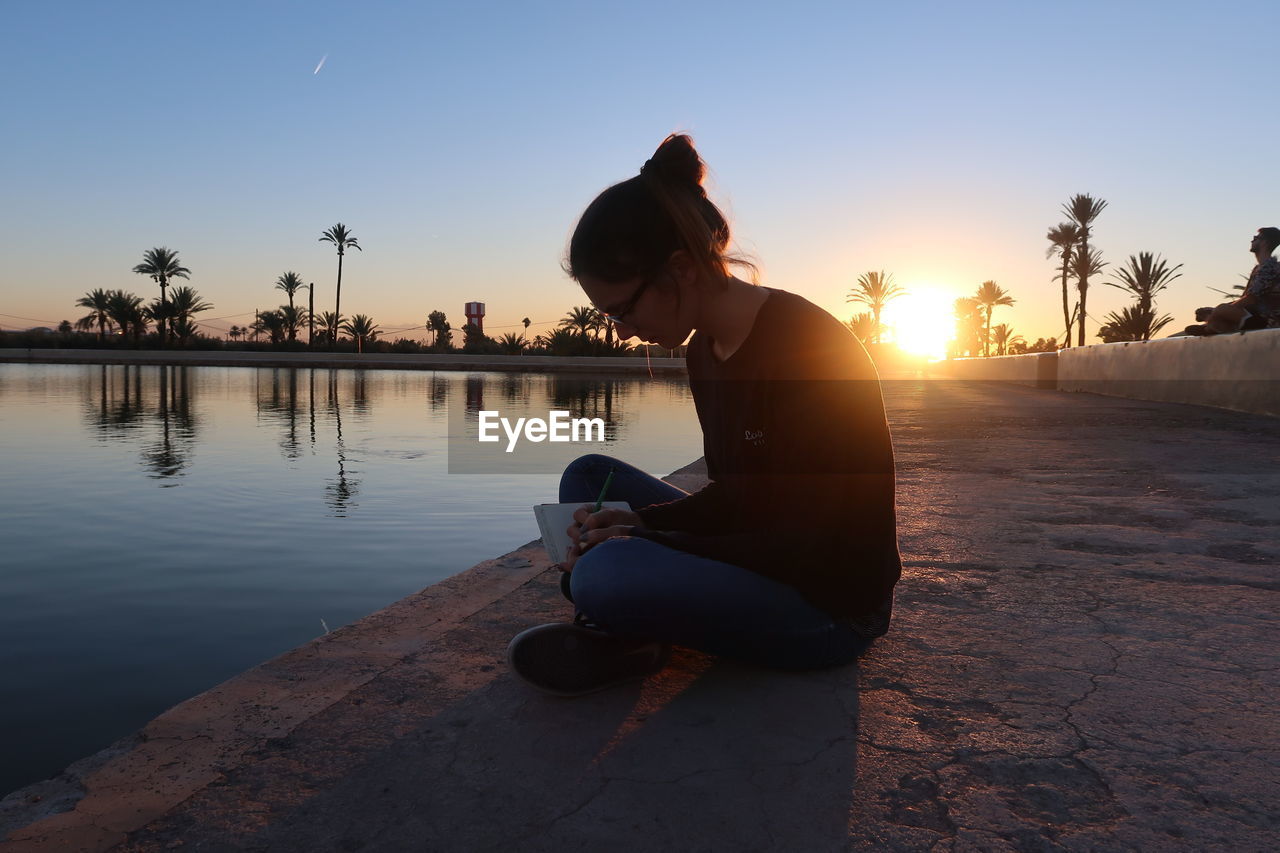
[2,0,1275,344]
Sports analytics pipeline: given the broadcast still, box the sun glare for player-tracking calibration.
[880,289,955,361]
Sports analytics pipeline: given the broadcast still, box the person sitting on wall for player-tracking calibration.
[1184,227,1280,335]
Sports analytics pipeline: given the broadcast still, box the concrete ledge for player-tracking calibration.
[0,349,688,376]
[1057,329,1280,416]
[934,352,1057,388]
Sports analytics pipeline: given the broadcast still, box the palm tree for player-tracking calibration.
[498,332,527,354]
[1045,222,1081,348]
[953,297,984,358]
[279,304,306,342]
[536,327,587,357]
[254,310,287,345]
[522,317,531,332]
[341,314,380,353]
[75,288,113,343]
[169,316,202,345]
[275,271,305,312]
[1106,253,1183,339]
[427,310,451,350]
[846,312,876,344]
[229,325,243,343]
[591,306,614,346]
[1097,306,1174,343]
[973,281,1015,357]
[145,299,175,340]
[315,311,343,346]
[1069,246,1107,342]
[989,323,1025,356]
[132,247,190,347]
[164,286,214,345]
[1062,194,1108,347]
[106,290,147,344]
[319,224,361,347]
[846,271,905,344]
[560,306,598,338]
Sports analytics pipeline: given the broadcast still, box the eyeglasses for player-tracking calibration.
[597,274,655,324]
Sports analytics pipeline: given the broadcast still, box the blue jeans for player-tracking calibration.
[558,454,870,670]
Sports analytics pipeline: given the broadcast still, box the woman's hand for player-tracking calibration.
[561,505,642,573]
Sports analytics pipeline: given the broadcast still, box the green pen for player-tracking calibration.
[594,466,616,513]
[578,467,616,557]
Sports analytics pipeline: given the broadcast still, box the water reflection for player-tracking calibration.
[546,376,627,442]
[465,374,485,415]
[459,375,630,443]
[85,365,146,434]
[253,368,364,516]
[498,373,533,405]
[322,371,359,517]
[428,375,449,411]
[451,374,638,472]
[77,366,672,491]
[256,368,305,460]
[83,365,200,484]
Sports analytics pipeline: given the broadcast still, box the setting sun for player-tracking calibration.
[881,288,956,361]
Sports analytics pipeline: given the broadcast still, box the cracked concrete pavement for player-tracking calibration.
[2,379,1277,851]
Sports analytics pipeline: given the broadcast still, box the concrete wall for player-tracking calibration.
[1056,329,1280,417]
[934,352,1058,388]
[932,330,1279,417]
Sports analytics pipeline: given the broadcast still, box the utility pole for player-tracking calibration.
[307,283,315,348]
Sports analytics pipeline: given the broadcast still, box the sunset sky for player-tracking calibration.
[2,1,1275,349]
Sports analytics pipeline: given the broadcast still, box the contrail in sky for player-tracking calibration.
[313,54,328,75]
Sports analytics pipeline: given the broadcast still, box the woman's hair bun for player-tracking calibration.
[640,134,705,191]
[568,130,756,286]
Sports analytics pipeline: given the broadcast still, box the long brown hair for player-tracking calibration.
[566,134,756,286]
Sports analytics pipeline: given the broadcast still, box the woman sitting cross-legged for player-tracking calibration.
[506,135,902,696]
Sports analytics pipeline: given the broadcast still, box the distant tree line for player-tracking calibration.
[9,222,677,357]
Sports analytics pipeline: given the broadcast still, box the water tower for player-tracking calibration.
[464,301,485,334]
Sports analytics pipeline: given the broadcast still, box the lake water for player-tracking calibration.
[0,363,702,796]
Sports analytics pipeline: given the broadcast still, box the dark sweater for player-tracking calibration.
[633,288,901,632]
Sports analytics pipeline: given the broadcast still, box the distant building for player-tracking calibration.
[464,302,485,334]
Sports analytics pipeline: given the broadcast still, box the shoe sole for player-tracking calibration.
[506,622,668,697]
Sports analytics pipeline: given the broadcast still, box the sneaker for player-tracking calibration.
[506,622,669,697]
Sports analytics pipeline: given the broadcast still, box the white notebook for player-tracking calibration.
[533,501,632,564]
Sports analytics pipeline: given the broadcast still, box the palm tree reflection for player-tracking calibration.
[545,377,626,442]
[500,373,532,405]
[323,370,358,517]
[427,375,448,411]
[142,366,198,481]
[252,367,362,516]
[351,370,370,415]
[255,368,303,460]
[84,365,199,482]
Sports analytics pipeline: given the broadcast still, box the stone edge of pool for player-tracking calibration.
[0,349,688,375]
[0,461,711,852]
